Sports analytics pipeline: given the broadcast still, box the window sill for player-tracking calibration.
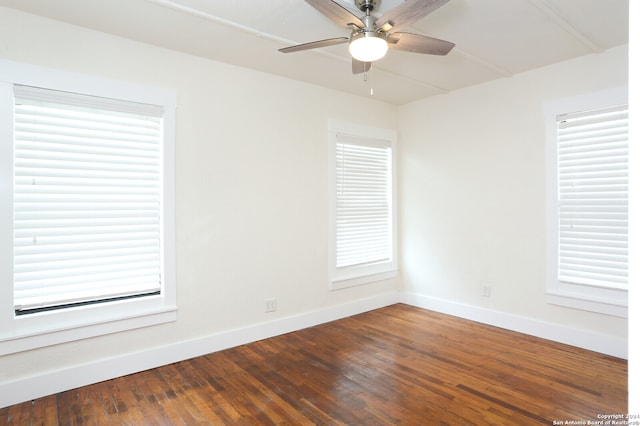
[330,269,398,290]
[0,300,177,356]
[546,290,628,318]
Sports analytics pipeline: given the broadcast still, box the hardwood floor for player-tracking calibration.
[1,304,627,425]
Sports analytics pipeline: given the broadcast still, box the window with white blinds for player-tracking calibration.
[335,135,392,268]
[329,122,396,289]
[556,105,628,290]
[13,85,164,314]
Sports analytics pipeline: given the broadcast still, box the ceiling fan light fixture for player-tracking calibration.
[349,32,388,62]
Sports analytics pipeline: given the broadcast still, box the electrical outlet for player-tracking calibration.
[264,298,277,313]
[481,285,491,298]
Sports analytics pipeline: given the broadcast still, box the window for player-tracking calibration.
[13,85,164,314]
[0,60,176,354]
[545,88,628,317]
[329,121,397,289]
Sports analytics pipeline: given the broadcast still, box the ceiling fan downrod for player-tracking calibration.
[353,0,380,31]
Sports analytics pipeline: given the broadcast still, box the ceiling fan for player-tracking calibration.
[279,0,455,74]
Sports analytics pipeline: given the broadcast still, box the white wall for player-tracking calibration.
[0,6,399,397]
[399,45,628,348]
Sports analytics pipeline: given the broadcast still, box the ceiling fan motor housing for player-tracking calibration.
[356,14,380,32]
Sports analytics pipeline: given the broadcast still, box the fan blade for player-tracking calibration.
[305,0,364,29]
[279,37,349,53]
[376,0,449,34]
[388,32,454,55]
[352,58,371,74]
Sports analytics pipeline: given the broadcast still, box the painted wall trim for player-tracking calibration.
[0,292,399,408]
[401,292,628,359]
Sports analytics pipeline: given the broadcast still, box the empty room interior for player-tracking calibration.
[0,0,636,424]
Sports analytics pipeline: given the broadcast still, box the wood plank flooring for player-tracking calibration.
[1,304,627,425]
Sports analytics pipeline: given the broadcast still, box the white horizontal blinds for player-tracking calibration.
[556,104,628,289]
[13,85,164,313]
[335,133,392,269]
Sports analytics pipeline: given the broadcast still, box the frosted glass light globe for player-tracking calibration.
[349,33,388,62]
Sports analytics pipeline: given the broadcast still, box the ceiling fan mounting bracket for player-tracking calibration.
[355,0,379,13]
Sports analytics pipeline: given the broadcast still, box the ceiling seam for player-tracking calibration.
[526,0,603,53]
[450,48,512,79]
[143,0,296,47]
[370,65,449,94]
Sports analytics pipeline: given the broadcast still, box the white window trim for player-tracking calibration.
[0,60,177,355]
[544,87,628,318]
[328,120,397,290]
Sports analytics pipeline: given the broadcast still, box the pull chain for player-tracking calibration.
[364,65,373,96]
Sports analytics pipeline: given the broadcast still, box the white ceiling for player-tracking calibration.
[0,0,629,105]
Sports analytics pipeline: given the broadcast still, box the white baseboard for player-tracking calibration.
[1,290,628,408]
[401,292,628,359]
[0,291,399,408]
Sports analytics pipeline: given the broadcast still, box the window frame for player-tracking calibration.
[0,60,177,355]
[544,87,628,318]
[328,120,397,290]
